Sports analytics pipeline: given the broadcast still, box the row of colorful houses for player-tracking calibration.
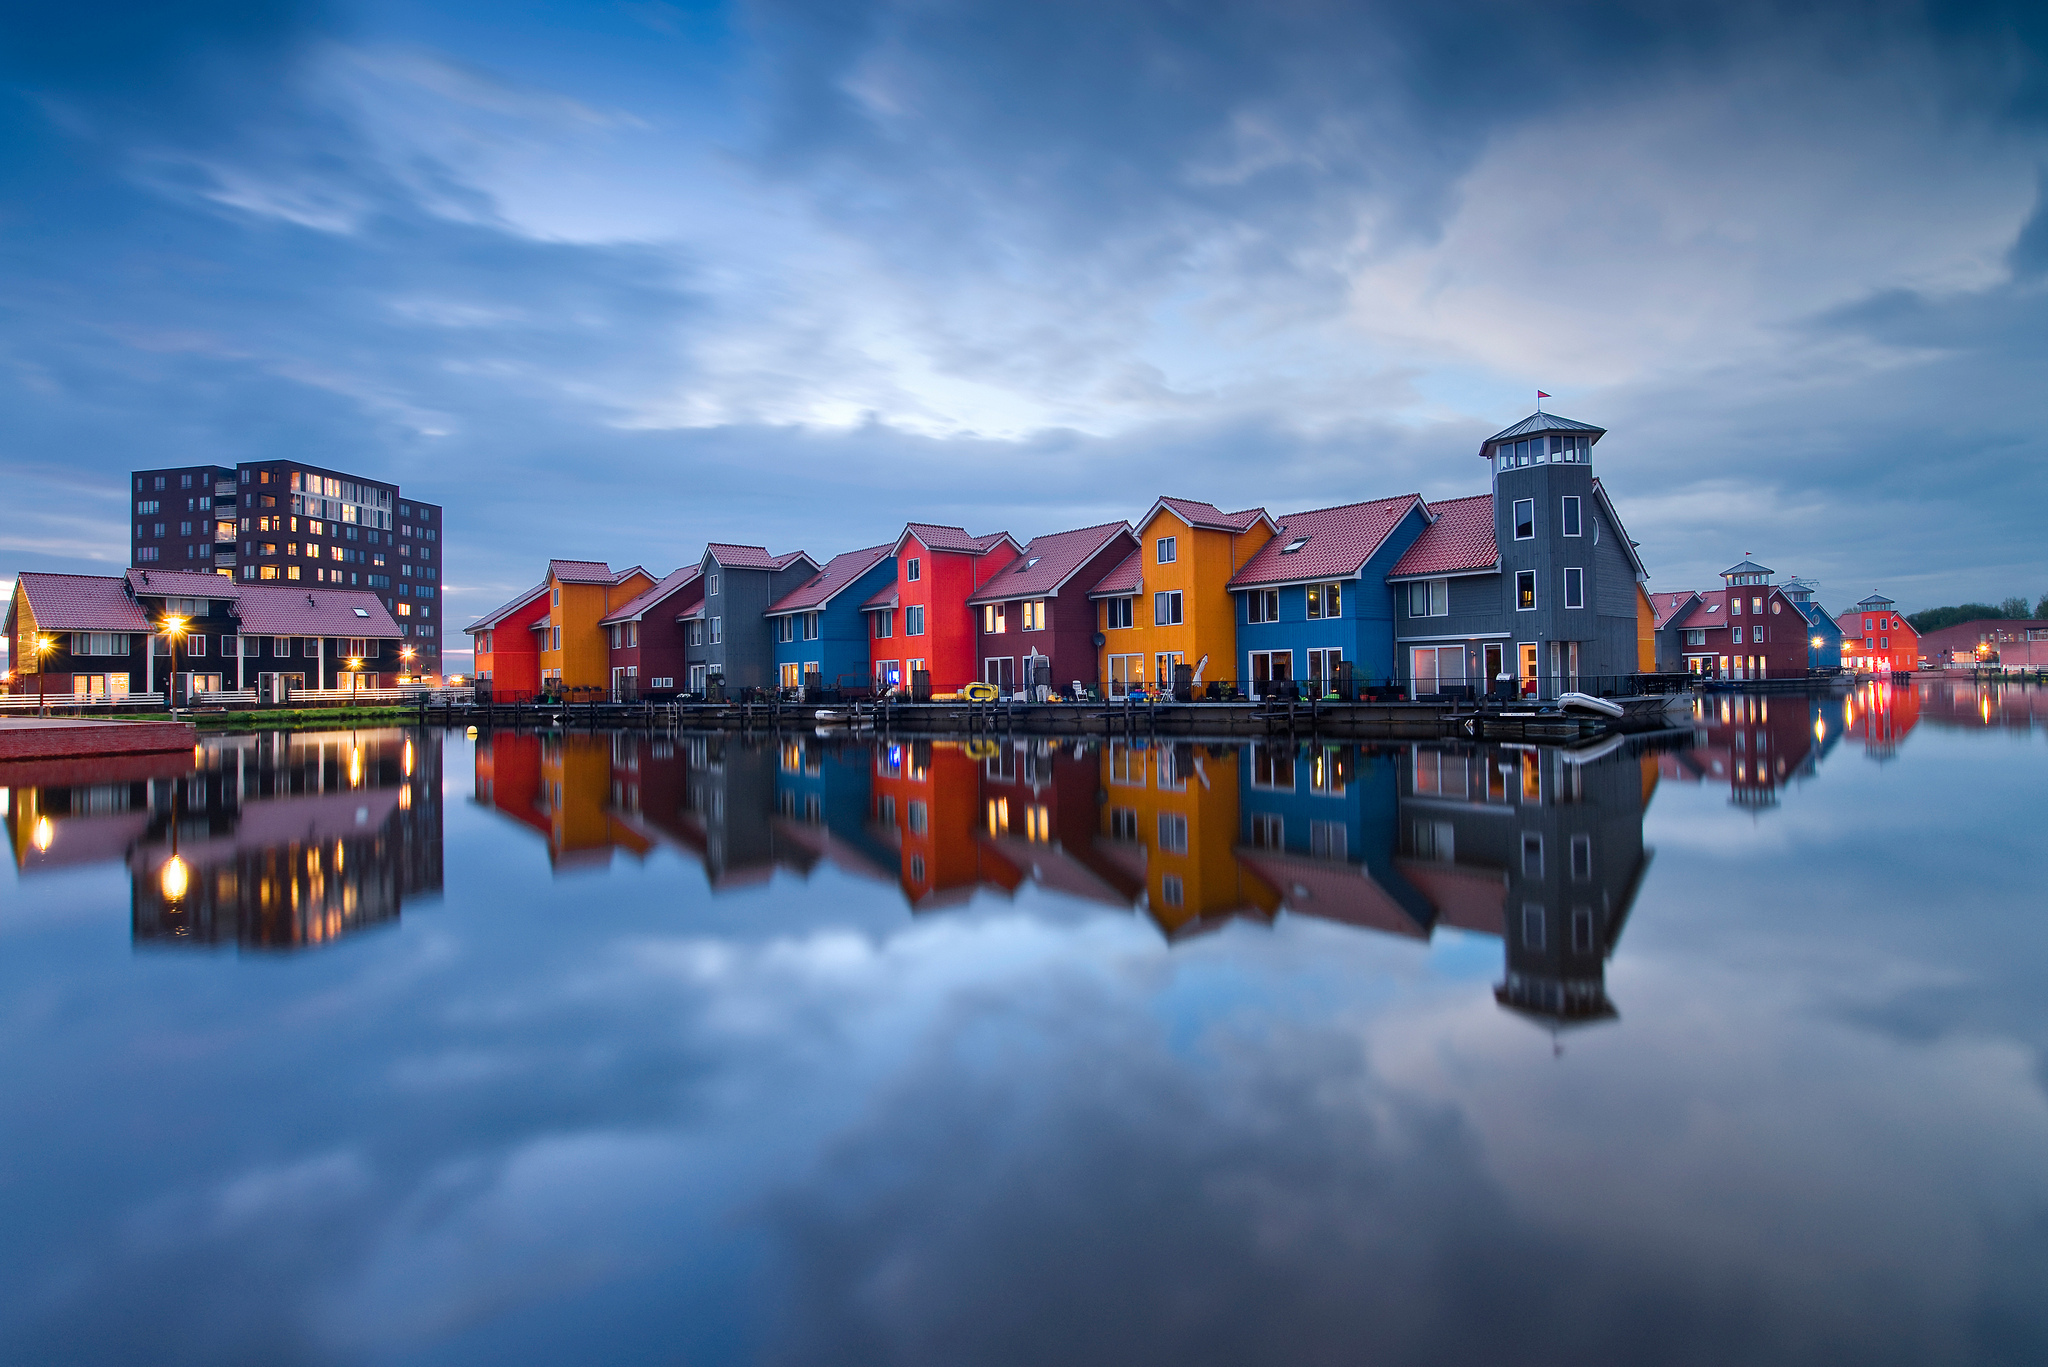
[1649,558,1923,679]
[468,410,1661,701]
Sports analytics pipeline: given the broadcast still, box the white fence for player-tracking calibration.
[0,692,167,711]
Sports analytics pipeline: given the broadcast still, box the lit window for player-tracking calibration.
[1516,571,1536,610]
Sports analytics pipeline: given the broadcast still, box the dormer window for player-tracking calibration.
[1024,557,1040,569]
[1281,536,1310,554]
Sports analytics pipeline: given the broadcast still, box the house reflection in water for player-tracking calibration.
[4,730,443,951]
[1660,692,1839,808]
[473,727,1663,1032]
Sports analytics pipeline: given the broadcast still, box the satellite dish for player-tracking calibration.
[1092,632,1106,648]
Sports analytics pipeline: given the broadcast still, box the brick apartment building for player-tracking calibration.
[130,460,446,680]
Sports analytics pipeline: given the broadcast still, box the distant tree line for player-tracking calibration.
[1906,595,2048,632]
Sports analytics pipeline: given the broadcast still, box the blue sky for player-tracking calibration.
[3,1,2045,670]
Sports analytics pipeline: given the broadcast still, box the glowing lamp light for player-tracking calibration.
[160,854,191,902]
[33,816,55,852]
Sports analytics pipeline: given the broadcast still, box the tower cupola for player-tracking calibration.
[1481,411,1606,477]
[1719,559,1774,588]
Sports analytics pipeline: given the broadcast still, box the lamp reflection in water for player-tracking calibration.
[33,815,54,852]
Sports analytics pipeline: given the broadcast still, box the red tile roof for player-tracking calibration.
[1236,849,1429,940]
[466,583,549,633]
[704,544,785,571]
[1389,495,1497,578]
[233,585,404,638]
[966,521,1133,604]
[599,566,702,626]
[1085,548,1144,598]
[123,568,239,599]
[1229,495,1421,588]
[766,544,894,614]
[901,523,1017,556]
[860,582,900,611]
[1154,497,1271,532]
[17,572,152,632]
[771,550,814,571]
[548,559,620,584]
[1653,591,1701,630]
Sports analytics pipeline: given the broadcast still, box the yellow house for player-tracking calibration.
[1097,741,1280,938]
[1089,497,1276,695]
[536,559,653,692]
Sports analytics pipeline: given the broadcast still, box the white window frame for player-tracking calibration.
[1515,570,1537,611]
[1408,579,1449,617]
[1246,588,1279,623]
[1152,590,1182,626]
[710,616,722,644]
[1561,495,1582,537]
[905,557,921,582]
[1513,498,1535,540]
[1156,535,1177,564]
[906,605,925,636]
[1104,596,1134,629]
[1564,566,1584,610]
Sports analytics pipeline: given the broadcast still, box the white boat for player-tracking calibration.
[1557,691,1625,719]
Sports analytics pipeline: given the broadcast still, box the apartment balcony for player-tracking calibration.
[215,481,236,498]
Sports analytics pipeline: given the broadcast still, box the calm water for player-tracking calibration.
[3,682,2045,1366]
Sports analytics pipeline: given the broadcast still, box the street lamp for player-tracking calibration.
[160,615,188,714]
[346,656,364,697]
[399,646,416,686]
[32,634,56,716]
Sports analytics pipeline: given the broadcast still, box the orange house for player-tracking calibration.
[863,524,1020,694]
[1091,497,1276,695]
[531,560,654,693]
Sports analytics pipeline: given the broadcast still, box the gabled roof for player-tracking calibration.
[1720,559,1774,578]
[1388,495,1496,579]
[965,521,1134,604]
[703,544,815,574]
[466,583,549,634]
[1856,593,1897,608]
[1147,497,1274,534]
[766,544,894,615]
[600,566,702,626]
[860,582,899,612]
[16,572,152,633]
[1653,590,1701,630]
[1795,601,1839,631]
[124,569,239,600]
[1229,496,1421,589]
[898,523,1020,557]
[1481,411,1608,452]
[1085,548,1144,599]
[548,559,622,585]
[234,586,404,639]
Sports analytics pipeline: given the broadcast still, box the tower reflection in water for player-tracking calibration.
[476,729,1663,1033]
[3,729,444,951]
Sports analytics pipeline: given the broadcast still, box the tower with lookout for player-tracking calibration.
[1389,406,1649,699]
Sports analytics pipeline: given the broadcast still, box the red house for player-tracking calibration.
[863,523,1019,694]
[599,566,704,698]
[1661,559,1811,680]
[965,520,1136,695]
[467,583,549,698]
[1837,594,1919,674]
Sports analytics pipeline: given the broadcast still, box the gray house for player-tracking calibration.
[1386,412,1647,699]
[681,543,818,695]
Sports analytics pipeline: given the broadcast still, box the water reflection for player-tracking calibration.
[3,729,443,950]
[474,729,1663,1031]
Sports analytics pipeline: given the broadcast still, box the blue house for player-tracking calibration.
[1227,495,1429,696]
[764,543,897,694]
[1783,580,1843,670]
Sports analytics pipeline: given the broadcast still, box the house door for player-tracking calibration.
[1307,648,1343,694]
[985,656,1016,693]
[1153,652,1184,687]
[1108,654,1142,697]
[1483,643,1506,692]
[1248,650,1290,698]
[1519,643,1539,698]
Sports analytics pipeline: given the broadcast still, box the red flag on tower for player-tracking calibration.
[1537,391,1550,399]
